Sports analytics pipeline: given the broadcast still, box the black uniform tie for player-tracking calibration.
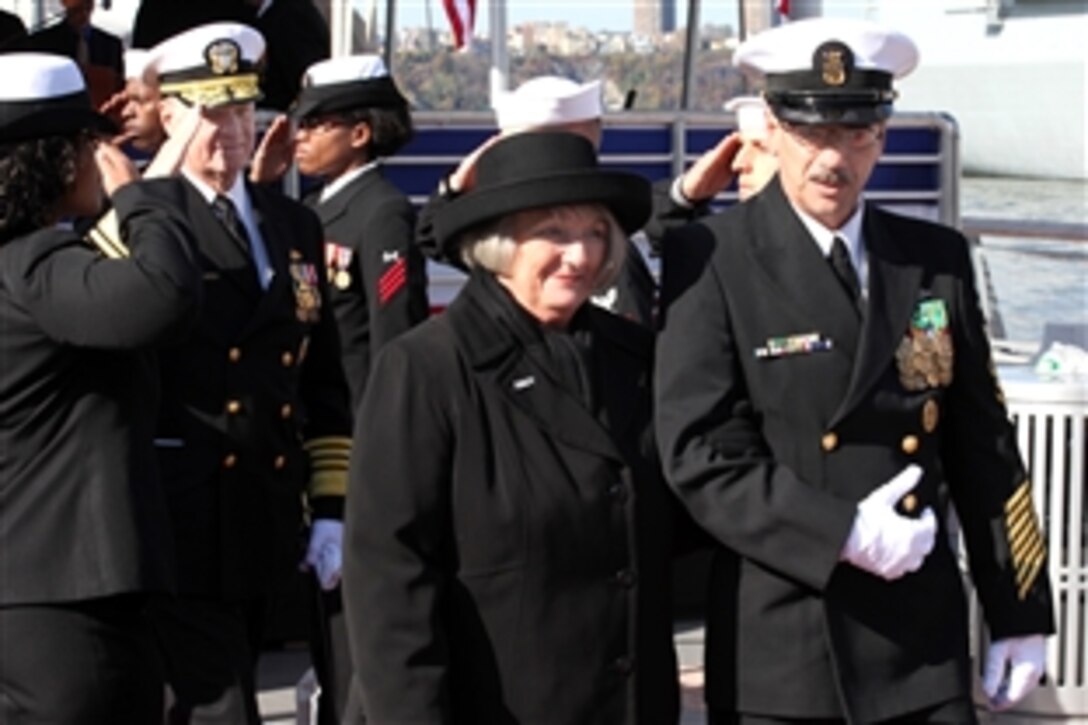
[211,195,251,253]
[828,236,862,307]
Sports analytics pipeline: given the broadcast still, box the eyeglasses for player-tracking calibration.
[781,121,884,151]
[296,114,350,132]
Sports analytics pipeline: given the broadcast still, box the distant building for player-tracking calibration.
[634,0,675,36]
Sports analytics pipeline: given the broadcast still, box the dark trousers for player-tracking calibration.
[308,579,354,725]
[0,595,163,723]
[710,697,978,725]
[150,595,265,725]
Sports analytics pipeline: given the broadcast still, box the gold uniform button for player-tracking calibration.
[273,455,287,470]
[226,400,241,415]
[281,351,295,367]
[223,453,237,469]
[902,493,919,513]
[228,347,242,363]
[821,432,838,452]
[922,399,939,433]
[280,404,293,419]
[901,435,920,455]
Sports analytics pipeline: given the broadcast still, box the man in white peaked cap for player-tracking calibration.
[656,18,1053,724]
[140,22,353,725]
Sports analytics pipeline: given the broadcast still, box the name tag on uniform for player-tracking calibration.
[754,332,833,359]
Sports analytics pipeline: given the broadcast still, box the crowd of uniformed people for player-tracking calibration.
[0,10,1058,725]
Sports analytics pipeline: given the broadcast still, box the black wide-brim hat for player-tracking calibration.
[0,53,116,143]
[433,132,651,255]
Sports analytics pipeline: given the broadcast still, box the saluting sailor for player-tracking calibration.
[250,52,430,723]
[655,18,1054,724]
[139,22,352,724]
[0,53,201,722]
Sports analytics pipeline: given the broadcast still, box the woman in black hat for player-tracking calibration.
[342,131,683,724]
[0,53,201,721]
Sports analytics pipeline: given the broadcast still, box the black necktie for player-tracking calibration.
[211,195,251,253]
[828,236,861,307]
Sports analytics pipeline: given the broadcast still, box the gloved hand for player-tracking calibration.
[302,519,343,591]
[982,635,1047,710]
[840,464,936,580]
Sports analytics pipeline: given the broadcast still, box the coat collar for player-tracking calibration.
[445,273,649,462]
[308,164,381,226]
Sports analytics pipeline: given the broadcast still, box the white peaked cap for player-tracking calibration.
[303,54,390,87]
[724,96,769,139]
[147,22,265,107]
[0,53,85,101]
[735,18,918,79]
[492,76,602,131]
[124,49,151,81]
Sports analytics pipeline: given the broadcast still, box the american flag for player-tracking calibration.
[442,0,476,49]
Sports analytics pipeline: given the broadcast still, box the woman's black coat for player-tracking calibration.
[343,272,680,724]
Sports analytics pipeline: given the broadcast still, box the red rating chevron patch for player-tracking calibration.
[378,257,407,306]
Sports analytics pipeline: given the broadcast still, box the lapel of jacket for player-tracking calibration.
[830,207,924,426]
[746,179,862,362]
[447,275,623,462]
[183,180,261,300]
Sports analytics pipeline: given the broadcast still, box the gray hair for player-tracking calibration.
[459,203,627,294]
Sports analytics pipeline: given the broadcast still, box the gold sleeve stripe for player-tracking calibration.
[303,436,352,452]
[1003,480,1047,600]
[1006,482,1032,511]
[85,210,129,259]
[308,470,347,498]
[1017,556,1045,602]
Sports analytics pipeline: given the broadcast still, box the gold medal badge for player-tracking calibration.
[323,242,354,291]
[289,251,322,323]
[897,298,954,390]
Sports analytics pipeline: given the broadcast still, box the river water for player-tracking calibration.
[963,176,1087,345]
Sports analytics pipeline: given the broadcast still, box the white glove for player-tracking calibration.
[982,635,1047,711]
[840,464,936,580]
[302,519,343,591]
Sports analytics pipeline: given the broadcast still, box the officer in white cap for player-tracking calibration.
[254,52,428,724]
[0,52,201,723]
[141,23,353,725]
[656,18,1053,724]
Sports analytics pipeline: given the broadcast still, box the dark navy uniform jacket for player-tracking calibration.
[655,177,1054,723]
[0,180,201,606]
[305,167,428,414]
[154,180,351,602]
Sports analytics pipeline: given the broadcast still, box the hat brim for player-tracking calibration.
[766,91,893,126]
[0,107,116,144]
[434,170,651,253]
[291,78,407,120]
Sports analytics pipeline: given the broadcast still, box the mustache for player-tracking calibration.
[808,167,852,186]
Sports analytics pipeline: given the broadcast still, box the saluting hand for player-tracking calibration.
[250,114,295,184]
[144,99,203,179]
[677,132,743,204]
[95,142,141,197]
[840,464,937,580]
